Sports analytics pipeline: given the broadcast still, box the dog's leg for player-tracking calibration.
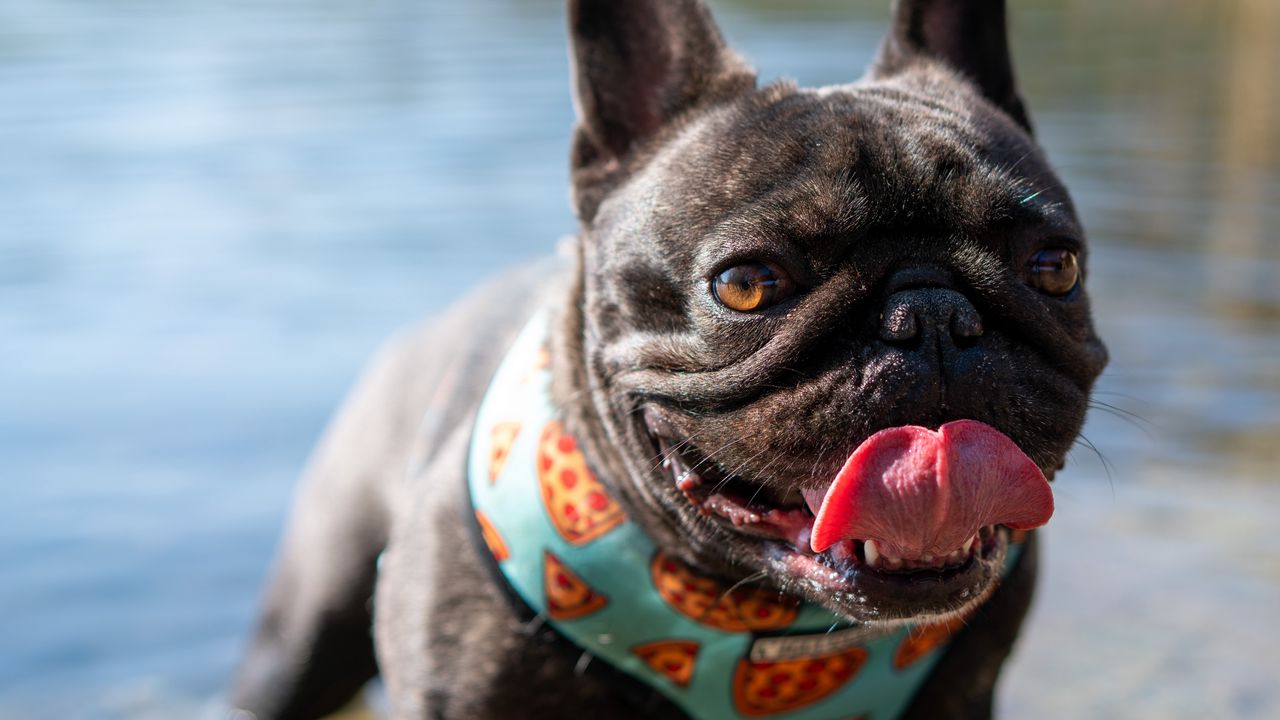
[229,473,384,718]
[230,331,444,719]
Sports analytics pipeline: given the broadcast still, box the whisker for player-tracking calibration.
[1073,433,1115,500]
[1088,399,1156,437]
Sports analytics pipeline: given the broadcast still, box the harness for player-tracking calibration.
[464,313,1021,719]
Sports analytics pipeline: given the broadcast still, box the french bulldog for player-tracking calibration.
[231,0,1107,718]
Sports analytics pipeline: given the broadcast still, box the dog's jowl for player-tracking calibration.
[232,1,1107,718]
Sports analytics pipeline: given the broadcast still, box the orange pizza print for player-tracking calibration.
[474,511,510,562]
[537,422,624,545]
[732,647,868,716]
[488,421,521,484]
[631,640,700,688]
[893,615,968,670]
[543,550,608,621]
[650,551,798,632]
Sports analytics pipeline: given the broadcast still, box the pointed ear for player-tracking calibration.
[870,0,1032,132]
[568,0,755,220]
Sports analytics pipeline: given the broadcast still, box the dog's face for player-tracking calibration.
[562,0,1107,626]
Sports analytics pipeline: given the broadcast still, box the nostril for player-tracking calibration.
[879,288,982,348]
[950,304,983,339]
[879,303,920,343]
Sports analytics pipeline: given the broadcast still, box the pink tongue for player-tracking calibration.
[804,420,1053,559]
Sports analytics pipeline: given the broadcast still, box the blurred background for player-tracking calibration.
[1,0,1277,718]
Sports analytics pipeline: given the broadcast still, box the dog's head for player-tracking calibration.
[559,0,1107,626]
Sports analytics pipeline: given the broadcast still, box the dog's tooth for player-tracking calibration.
[864,540,881,567]
[962,535,976,554]
[921,553,934,564]
[885,555,902,570]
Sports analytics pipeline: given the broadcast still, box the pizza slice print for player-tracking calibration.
[474,511,510,562]
[631,640,700,688]
[732,647,868,717]
[488,421,521,484]
[537,422,624,544]
[650,551,798,632]
[543,550,608,621]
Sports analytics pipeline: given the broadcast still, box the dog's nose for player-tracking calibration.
[879,288,983,346]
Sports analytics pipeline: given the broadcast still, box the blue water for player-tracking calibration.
[2,1,1277,718]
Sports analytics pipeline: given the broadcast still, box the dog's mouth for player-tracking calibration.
[643,407,1054,622]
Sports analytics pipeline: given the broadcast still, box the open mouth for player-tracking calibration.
[643,407,1052,620]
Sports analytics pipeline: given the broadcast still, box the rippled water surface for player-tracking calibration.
[2,1,1277,718]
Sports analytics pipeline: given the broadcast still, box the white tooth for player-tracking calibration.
[886,556,902,569]
[962,535,976,554]
[922,553,934,563]
[864,540,881,566]
[948,550,962,562]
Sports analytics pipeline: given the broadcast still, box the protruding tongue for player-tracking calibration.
[803,420,1053,559]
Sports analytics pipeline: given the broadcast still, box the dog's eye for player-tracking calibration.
[1025,248,1080,296]
[712,262,793,312]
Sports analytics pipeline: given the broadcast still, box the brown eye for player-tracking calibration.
[1026,248,1080,296]
[712,262,793,312]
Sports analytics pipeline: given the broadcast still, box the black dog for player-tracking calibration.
[232,1,1107,718]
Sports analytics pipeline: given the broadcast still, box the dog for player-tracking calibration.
[230,1,1108,718]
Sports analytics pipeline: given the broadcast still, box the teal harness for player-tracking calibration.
[466,314,1021,720]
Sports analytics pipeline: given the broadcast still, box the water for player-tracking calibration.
[1,1,1276,718]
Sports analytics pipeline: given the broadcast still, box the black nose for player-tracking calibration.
[879,288,983,346]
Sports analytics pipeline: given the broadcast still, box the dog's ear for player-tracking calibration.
[568,0,755,221]
[869,0,1031,132]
